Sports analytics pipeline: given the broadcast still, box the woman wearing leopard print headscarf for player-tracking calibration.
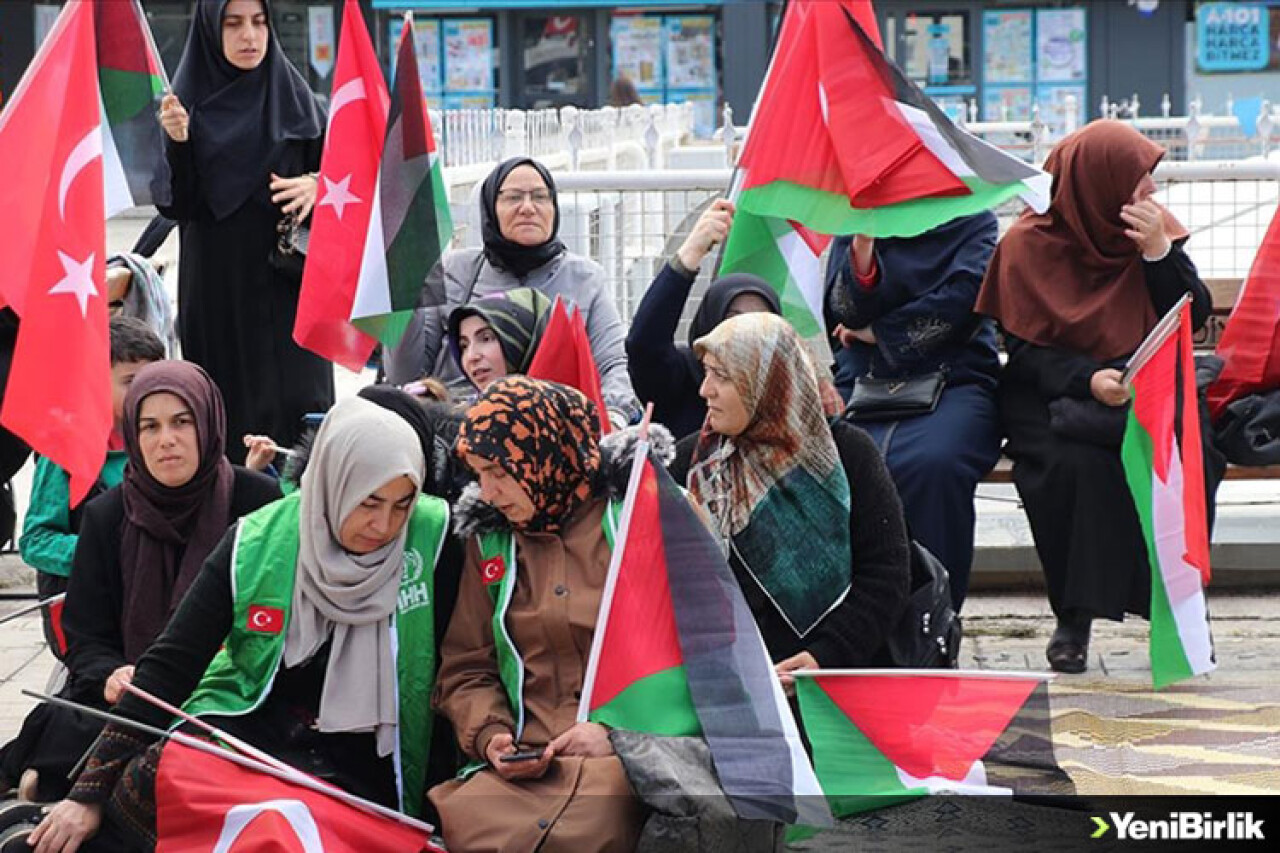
[430,376,645,852]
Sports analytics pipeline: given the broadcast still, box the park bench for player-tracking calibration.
[984,276,1280,484]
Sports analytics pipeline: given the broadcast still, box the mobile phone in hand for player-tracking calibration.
[499,749,544,763]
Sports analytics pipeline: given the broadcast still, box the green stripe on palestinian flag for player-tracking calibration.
[719,211,828,339]
[94,0,169,212]
[733,1,1048,242]
[350,14,451,345]
[1120,300,1215,689]
[794,671,1067,820]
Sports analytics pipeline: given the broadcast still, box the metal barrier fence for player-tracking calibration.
[509,161,1280,339]
[433,103,696,172]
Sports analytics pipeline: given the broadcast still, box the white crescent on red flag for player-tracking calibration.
[0,0,111,506]
[293,0,389,373]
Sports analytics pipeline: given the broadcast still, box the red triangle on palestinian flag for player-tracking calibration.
[584,458,691,729]
[95,0,169,212]
[527,296,610,434]
[795,671,1069,817]
[1121,299,1215,688]
[581,450,831,827]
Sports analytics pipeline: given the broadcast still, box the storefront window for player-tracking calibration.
[902,11,972,88]
[521,13,591,108]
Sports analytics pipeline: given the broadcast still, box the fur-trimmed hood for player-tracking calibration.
[452,422,676,538]
[282,397,470,503]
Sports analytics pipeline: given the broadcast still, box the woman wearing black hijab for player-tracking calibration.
[626,198,781,438]
[383,157,639,428]
[157,0,331,465]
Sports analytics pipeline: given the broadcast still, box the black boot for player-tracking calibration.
[1046,610,1092,674]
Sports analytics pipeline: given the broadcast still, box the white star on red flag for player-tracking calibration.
[47,250,98,318]
[318,173,362,221]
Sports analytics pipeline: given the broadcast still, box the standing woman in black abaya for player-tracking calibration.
[157,0,332,464]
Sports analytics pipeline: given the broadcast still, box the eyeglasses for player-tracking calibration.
[495,189,554,208]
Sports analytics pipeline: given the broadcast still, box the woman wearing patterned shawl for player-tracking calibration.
[445,287,553,397]
[431,376,646,852]
[667,313,910,691]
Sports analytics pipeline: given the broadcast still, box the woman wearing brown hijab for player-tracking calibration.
[976,121,1219,674]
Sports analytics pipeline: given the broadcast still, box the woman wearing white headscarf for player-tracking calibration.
[29,397,456,853]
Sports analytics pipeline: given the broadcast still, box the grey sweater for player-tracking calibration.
[384,247,640,422]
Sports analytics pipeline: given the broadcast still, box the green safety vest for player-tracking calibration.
[456,501,621,777]
[181,491,449,818]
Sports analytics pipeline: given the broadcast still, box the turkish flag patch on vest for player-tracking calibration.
[480,556,507,585]
[246,605,284,634]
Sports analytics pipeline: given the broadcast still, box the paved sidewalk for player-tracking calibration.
[3,552,1277,795]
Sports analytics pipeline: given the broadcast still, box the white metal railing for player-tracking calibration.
[433,103,696,174]
[529,161,1278,334]
[720,95,1280,167]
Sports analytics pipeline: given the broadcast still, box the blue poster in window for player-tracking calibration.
[1197,3,1270,72]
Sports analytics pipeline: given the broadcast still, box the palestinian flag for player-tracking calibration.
[580,446,830,827]
[1120,298,1216,688]
[349,13,450,346]
[527,296,610,434]
[94,0,169,213]
[1206,203,1280,418]
[794,670,1071,818]
[731,0,1049,239]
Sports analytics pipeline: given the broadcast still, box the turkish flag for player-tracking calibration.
[527,297,611,435]
[293,0,389,373]
[156,742,440,852]
[0,0,111,506]
[1207,205,1280,418]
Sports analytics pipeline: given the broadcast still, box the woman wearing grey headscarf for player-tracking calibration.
[29,397,458,852]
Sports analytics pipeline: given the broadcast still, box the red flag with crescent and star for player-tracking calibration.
[156,741,439,852]
[0,0,111,506]
[293,0,389,373]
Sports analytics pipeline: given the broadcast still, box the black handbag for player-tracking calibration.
[845,370,945,422]
[269,212,310,282]
[885,540,962,669]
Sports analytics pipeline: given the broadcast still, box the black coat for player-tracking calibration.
[158,137,333,463]
[668,420,910,666]
[999,245,1223,620]
[62,467,281,705]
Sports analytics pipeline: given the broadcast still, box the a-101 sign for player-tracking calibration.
[1197,2,1270,72]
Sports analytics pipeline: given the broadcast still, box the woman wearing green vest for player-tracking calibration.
[29,396,453,853]
[430,376,646,852]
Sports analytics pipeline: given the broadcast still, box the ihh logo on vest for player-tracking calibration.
[398,549,430,614]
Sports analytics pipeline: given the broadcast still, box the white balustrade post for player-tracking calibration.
[503,109,527,160]
[644,104,663,169]
[1161,93,1172,118]
[1130,93,1141,119]
[1063,94,1079,135]
[721,102,736,167]
[1100,95,1110,119]
[600,105,619,169]
[1185,98,1201,162]
[1259,100,1275,157]
[561,105,582,170]
[1030,102,1047,163]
